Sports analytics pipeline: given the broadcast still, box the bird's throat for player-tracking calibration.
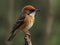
[30,12,36,17]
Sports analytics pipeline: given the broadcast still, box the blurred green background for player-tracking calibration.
[0,0,60,45]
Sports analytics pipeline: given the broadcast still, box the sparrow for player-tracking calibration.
[8,5,40,41]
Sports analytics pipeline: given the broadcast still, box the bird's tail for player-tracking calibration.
[7,33,15,41]
[7,31,17,41]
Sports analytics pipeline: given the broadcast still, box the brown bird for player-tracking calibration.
[8,5,40,41]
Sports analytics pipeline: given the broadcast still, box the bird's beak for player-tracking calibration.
[36,9,40,12]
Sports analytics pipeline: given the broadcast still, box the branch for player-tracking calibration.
[24,31,32,45]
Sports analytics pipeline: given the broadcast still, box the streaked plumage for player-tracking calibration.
[8,5,38,41]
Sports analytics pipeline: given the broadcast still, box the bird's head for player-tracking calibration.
[22,5,40,17]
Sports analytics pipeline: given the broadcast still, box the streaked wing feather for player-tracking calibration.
[11,15,25,33]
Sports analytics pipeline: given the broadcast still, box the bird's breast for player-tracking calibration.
[20,15,34,31]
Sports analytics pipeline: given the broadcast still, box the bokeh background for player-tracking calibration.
[0,0,60,45]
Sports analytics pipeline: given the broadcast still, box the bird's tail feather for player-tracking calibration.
[7,33,16,41]
[7,30,17,41]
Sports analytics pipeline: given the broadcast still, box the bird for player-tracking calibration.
[8,5,40,41]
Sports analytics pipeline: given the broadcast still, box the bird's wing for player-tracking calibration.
[11,15,25,33]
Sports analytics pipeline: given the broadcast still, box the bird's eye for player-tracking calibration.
[29,10,35,12]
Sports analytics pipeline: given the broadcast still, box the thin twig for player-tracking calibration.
[24,31,32,45]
